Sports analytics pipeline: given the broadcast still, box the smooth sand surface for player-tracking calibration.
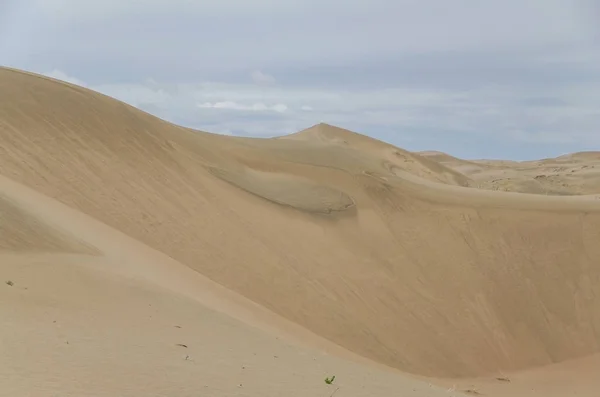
[2,66,600,396]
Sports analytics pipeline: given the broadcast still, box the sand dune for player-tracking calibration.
[284,123,472,187]
[1,172,461,397]
[2,66,600,396]
[420,149,600,195]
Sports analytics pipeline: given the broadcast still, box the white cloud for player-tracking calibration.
[44,69,88,87]
[301,105,314,111]
[251,70,276,85]
[198,101,288,113]
[271,104,288,113]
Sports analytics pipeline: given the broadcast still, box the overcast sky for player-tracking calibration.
[1,0,599,159]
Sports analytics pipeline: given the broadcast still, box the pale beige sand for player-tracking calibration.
[419,150,600,195]
[0,196,96,253]
[437,353,600,396]
[2,66,600,396]
[2,255,461,397]
[0,172,460,397]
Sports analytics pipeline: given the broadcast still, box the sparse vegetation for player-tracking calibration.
[324,375,336,385]
[6,280,13,286]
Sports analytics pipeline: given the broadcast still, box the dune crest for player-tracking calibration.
[284,123,472,187]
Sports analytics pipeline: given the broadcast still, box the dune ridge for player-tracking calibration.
[2,66,600,394]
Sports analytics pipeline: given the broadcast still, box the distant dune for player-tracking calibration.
[419,149,600,196]
[2,66,600,396]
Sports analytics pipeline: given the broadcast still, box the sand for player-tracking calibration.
[419,150,600,195]
[1,66,600,396]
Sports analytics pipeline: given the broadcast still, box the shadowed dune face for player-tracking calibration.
[3,67,600,379]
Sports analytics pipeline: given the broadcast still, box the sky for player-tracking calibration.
[0,0,599,160]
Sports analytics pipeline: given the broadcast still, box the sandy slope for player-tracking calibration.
[419,150,600,195]
[284,123,472,187]
[0,196,96,253]
[439,353,600,396]
[5,254,459,397]
[0,175,461,397]
[1,161,594,397]
[2,66,600,396]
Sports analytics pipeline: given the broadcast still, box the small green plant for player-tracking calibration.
[5,280,13,286]
[324,375,336,385]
